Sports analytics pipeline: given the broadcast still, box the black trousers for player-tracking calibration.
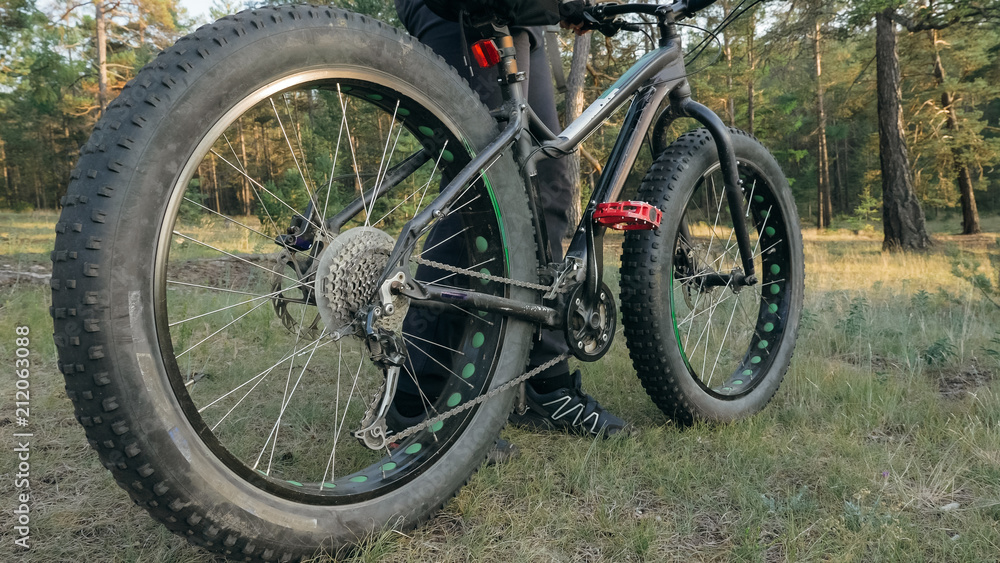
[395,0,573,402]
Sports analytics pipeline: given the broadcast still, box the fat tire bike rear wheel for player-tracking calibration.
[50,5,536,560]
[621,128,804,425]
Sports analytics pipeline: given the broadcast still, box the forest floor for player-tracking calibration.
[2,209,1000,561]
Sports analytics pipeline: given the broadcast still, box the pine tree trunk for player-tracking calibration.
[875,9,931,251]
[238,118,252,216]
[96,0,109,115]
[211,153,221,212]
[930,30,980,235]
[0,138,9,201]
[814,20,832,229]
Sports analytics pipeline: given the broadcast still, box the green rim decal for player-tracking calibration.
[472,332,485,348]
[770,264,780,275]
[405,443,422,455]
[669,273,693,373]
[381,462,397,472]
[286,480,303,487]
[751,356,762,364]
[447,393,462,407]
[768,303,779,314]
[479,268,491,284]
[742,369,753,376]
[462,363,475,378]
[732,380,743,385]
[765,226,776,236]
[322,482,336,489]
[418,125,434,136]
[442,150,454,162]
[366,93,383,101]
[350,476,368,483]
[763,322,774,332]
[758,340,769,349]
[430,421,444,432]
[770,284,781,295]
[397,107,410,116]
[475,236,488,252]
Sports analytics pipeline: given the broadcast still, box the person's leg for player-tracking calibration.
[392,1,626,435]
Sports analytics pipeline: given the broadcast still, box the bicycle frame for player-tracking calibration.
[373,7,758,333]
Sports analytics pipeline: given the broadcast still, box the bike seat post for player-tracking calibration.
[495,33,527,106]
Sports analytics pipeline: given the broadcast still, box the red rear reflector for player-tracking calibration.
[594,201,662,230]
[471,39,502,68]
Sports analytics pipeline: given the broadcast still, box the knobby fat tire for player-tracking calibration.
[50,5,536,560]
[620,128,804,425]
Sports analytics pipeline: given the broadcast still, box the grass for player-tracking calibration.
[2,211,1000,561]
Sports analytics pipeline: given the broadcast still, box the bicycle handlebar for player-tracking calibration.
[682,0,719,16]
[584,0,721,36]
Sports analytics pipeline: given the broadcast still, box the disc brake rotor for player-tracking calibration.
[270,250,322,339]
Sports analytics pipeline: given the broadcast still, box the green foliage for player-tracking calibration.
[922,337,956,364]
[950,237,1000,305]
[853,186,881,222]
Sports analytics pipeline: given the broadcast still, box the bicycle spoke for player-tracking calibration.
[412,141,447,217]
[366,101,402,225]
[270,96,326,238]
[199,336,333,416]
[324,350,366,481]
[171,231,300,285]
[419,225,472,258]
[335,85,368,224]
[181,197,276,242]
[168,280,264,297]
[402,331,467,356]
[707,280,740,386]
[402,337,474,389]
[210,149,325,234]
[255,328,328,474]
[168,281,312,327]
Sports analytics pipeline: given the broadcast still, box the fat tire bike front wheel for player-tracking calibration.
[621,128,805,425]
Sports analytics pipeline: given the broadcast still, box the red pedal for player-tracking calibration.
[594,201,662,230]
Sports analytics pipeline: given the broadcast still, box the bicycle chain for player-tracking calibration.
[387,352,570,444]
[374,257,563,445]
[413,256,552,292]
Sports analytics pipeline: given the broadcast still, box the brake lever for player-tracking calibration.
[581,11,624,37]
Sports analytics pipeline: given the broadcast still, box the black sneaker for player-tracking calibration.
[509,370,629,437]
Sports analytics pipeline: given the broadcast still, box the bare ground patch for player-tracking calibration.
[935,362,995,399]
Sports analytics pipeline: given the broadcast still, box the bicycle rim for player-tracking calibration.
[154,70,511,503]
[670,160,795,396]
